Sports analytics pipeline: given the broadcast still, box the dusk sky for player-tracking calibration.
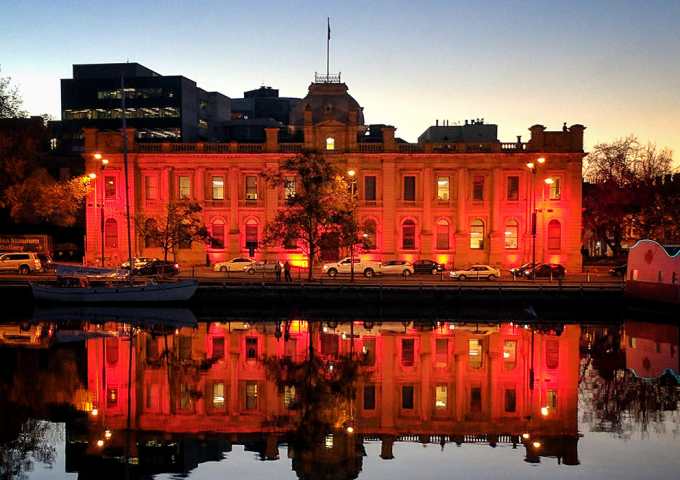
[2,0,678,160]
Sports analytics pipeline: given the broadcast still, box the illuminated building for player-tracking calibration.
[83,73,585,271]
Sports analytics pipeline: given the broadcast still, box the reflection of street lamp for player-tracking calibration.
[348,170,357,282]
[526,158,545,281]
[88,173,97,266]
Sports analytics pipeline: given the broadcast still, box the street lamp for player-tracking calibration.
[527,157,545,281]
[348,170,357,282]
[88,173,97,266]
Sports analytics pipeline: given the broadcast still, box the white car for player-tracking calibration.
[449,265,501,281]
[380,260,414,276]
[214,257,256,272]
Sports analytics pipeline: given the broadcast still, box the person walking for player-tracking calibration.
[284,260,292,282]
[274,260,282,282]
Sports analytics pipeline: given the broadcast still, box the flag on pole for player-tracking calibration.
[328,18,331,40]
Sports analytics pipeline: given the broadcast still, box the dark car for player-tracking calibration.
[608,264,627,276]
[523,263,566,279]
[411,259,446,275]
[509,262,537,277]
[134,260,180,276]
[36,253,53,272]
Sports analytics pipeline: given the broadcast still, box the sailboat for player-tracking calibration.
[31,75,198,303]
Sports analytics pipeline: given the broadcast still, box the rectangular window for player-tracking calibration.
[245,337,258,361]
[107,387,118,407]
[213,382,225,410]
[435,385,447,410]
[362,339,376,366]
[435,338,448,366]
[284,177,296,199]
[284,338,297,359]
[180,383,192,411]
[365,176,376,201]
[473,176,484,200]
[546,340,559,369]
[504,340,517,369]
[106,337,119,364]
[547,389,558,409]
[436,223,449,250]
[105,176,116,199]
[470,387,482,412]
[179,176,191,199]
[437,176,450,200]
[505,388,517,412]
[145,176,158,200]
[245,382,258,410]
[246,176,258,200]
[212,176,224,200]
[284,386,296,410]
[146,337,158,363]
[364,385,376,410]
[469,339,483,368]
[507,176,519,200]
[402,338,415,366]
[549,176,562,200]
[179,335,192,360]
[404,176,416,201]
[212,337,225,361]
[402,385,414,410]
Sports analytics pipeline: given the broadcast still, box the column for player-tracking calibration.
[382,162,396,256]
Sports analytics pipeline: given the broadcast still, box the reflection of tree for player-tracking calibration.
[0,419,61,479]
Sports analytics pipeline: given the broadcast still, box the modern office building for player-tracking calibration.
[83,73,585,273]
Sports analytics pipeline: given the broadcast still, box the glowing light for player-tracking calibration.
[526,162,534,169]
[91,408,98,416]
[104,430,112,439]
[537,157,546,164]
[532,441,542,449]
[347,170,356,177]
[102,158,109,166]
[545,178,554,184]
[541,407,549,416]
[346,426,354,434]
[97,440,104,447]
[94,153,102,160]
[88,173,96,179]
[522,432,530,440]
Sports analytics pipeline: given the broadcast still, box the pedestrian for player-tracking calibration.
[284,260,292,282]
[275,260,282,282]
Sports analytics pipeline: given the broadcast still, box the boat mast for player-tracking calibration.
[121,75,134,286]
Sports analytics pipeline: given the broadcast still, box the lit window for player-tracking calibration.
[469,339,483,368]
[284,386,296,410]
[436,220,449,250]
[549,176,562,200]
[547,220,561,250]
[212,176,224,200]
[179,176,191,199]
[507,176,519,200]
[437,176,450,200]
[326,137,335,150]
[213,382,225,410]
[284,177,296,199]
[470,219,484,249]
[402,338,415,366]
[105,176,116,198]
[504,341,517,369]
[505,220,519,249]
[245,176,258,200]
[547,389,558,409]
[435,385,447,410]
[402,220,416,250]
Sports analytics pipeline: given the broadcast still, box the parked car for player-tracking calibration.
[509,262,537,277]
[245,259,282,274]
[322,257,382,278]
[449,265,501,281]
[121,257,158,270]
[380,260,414,276]
[608,264,627,276]
[0,252,43,274]
[36,253,53,272]
[411,259,446,275]
[214,257,256,272]
[134,260,180,276]
[523,263,566,279]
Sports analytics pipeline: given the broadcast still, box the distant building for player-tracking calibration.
[626,239,680,304]
[59,63,231,149]
[83,73,585,273]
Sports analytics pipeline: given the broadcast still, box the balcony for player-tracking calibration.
[238,199,263,208]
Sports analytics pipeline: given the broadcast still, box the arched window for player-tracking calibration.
[402,220,416,250]
[470,219,484,249]
[104,218,118,248]
[505,220,519,249]
[326,137,335,150]
[144,218,158,248]
[363,219,377,250]
[211,218,225,249]
[547,219,561,250]
[245,219,259,250]
[436,219,449,250]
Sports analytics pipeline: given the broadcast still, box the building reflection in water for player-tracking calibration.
[33,316,577,477]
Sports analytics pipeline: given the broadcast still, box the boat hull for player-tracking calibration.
[31,280,198,303]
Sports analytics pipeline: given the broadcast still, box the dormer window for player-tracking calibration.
[326,137,335,150]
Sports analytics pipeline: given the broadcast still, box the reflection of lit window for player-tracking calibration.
[105,176,116,198]
[435,338,448,366]
[437,177,450,200]
[402,339,415,366]
[470,220,484,249]
[284,386,296,410]
[325,434,334,449]
[469,339,483,368]
[213,382,225,410]
[505,388,516,412]
[363,339,376,366]
[547,220,561,250]
[246,382,258,410]
[211,220,225,249]
[473,176,484,200]
[245,337,258,362]
[212,337,225,360]
[435,385,447,410]
[107,387,118,407]
[507,176,519,200]
[180,383,192,410]
[504,340,517,369]
[364,385,376,410]
[547,389,558,409]
[326,137,335,150]
[546,340,559,369]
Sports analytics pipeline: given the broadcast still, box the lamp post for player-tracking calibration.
[88,173,98,266]
[348,169,357,282]
[526,158,545,281]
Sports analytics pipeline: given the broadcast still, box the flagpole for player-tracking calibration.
[326,17,330,82]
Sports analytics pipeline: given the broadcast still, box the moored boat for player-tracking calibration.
[31,279,198,303]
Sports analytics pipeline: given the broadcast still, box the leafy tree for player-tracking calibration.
[262,153,356,280]
[582,136,675,256]
[0,76,28,118]
[134,199,210,264]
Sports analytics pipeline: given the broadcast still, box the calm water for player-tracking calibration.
[1,307,678,479]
